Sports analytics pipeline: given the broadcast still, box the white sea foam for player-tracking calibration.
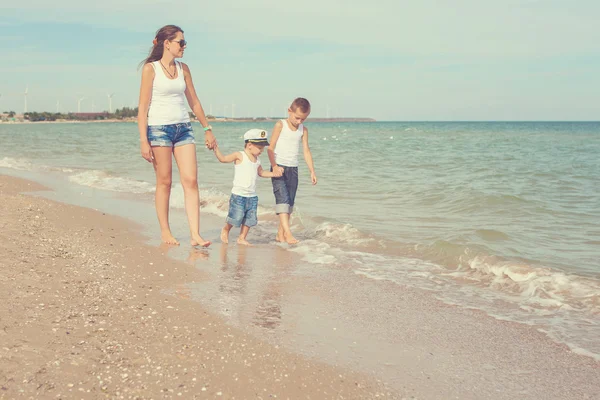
[68,170,155,194]
[310,221,379,247]
[277,217,600,359]
[354,252,600,360]
[0,157,36,171]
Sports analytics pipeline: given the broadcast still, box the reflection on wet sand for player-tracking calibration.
[250,247,294,331]
[217,244,251,318]
[213,244,298,332]
[187,248,209,264]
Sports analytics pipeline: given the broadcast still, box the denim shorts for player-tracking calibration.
[271,165,298,214]
[226,194,259,228]
[147,122,195,147]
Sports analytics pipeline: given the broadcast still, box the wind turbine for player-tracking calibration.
[107,93,114,113]
[92,101,96,112]
[231,103,235,119]
[223,105,228,118]
[56,99,60,113]
[24,86,28,113]
[77,97,85,113]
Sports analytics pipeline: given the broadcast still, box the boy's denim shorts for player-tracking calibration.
[226,194,259,228]
[147,122,195,147]
[271,165,298,214]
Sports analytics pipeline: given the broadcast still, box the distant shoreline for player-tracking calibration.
[1,117,377,124]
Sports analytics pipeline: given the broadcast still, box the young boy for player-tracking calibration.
[213,128,282,245]
[267,97,317,244]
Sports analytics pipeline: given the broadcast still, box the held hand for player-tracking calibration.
[273,165,284,177]
[205,130,217,149]
[310,172,318,185]
[141,142,154,163]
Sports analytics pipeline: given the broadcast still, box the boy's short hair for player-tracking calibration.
[290,97,311,113]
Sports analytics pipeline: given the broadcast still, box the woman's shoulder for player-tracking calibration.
[179,61,190,71]
[142,62,156,73]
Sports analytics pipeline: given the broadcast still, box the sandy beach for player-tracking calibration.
[1,173,599,400]
[0,175,390,399]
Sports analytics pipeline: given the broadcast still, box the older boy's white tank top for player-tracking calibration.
[147,61,190,126]
[232,151,261,197]
[274,119,303,167]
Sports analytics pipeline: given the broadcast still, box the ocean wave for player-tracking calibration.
[0,157,36,171]
[452,256,600,312]
[68,170,155,194]
[283,223,600,359]
[308,221,380,247]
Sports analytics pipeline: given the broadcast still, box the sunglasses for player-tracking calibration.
[171,39,187,47]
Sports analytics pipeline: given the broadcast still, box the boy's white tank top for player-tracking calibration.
[274,119,303,167]
[147,61,190,126]
[232,151,260,197]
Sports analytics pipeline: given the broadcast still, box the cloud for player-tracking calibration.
[2,0,600,119]
[5,0,599,58]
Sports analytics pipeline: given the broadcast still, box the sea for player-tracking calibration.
[1,120,599,359]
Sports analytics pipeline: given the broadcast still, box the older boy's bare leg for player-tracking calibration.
[278,213,299,244]
[237,225,252,246]
[221,223,233,244]
[275,223,284,242]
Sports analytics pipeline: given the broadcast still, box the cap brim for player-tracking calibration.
[247,139,269,146]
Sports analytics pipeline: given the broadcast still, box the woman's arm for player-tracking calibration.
[137,63,155,163]
[181,62,216,149]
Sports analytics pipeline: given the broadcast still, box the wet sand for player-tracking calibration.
[0,175,391,399]
[1,173,599,399]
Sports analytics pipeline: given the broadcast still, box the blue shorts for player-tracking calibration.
[226,194,259,228]
[147,122,195,147]
[271,165,298,214]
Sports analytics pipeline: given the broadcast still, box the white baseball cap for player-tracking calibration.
[244,128,269,145]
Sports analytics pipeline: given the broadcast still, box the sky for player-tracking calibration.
[1,0,599,120]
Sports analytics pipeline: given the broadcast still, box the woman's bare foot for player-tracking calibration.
[220,228,230,244]
[161,231,180,245]
[237,238,252,246]
[275,233,284,242]
[284,232,299,245]
[191,234,211,248]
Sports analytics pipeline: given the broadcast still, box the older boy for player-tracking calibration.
[267,98,317,244]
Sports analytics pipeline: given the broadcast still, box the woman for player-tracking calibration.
[137,25,215,247]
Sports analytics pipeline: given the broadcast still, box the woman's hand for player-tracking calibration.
[205,130,217,149]
[141,141,154,163]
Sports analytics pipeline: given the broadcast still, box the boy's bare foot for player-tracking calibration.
[284,233,299,245]
[237,238,252,246]
[220,228,229,244]
[191,234,211,248]
[161,231,180,245]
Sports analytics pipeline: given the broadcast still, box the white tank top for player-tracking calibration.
[147,61,190,126]
[231,151,261,197]
[274,119,303,167]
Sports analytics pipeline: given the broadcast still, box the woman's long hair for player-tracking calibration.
[139,25,183,68]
